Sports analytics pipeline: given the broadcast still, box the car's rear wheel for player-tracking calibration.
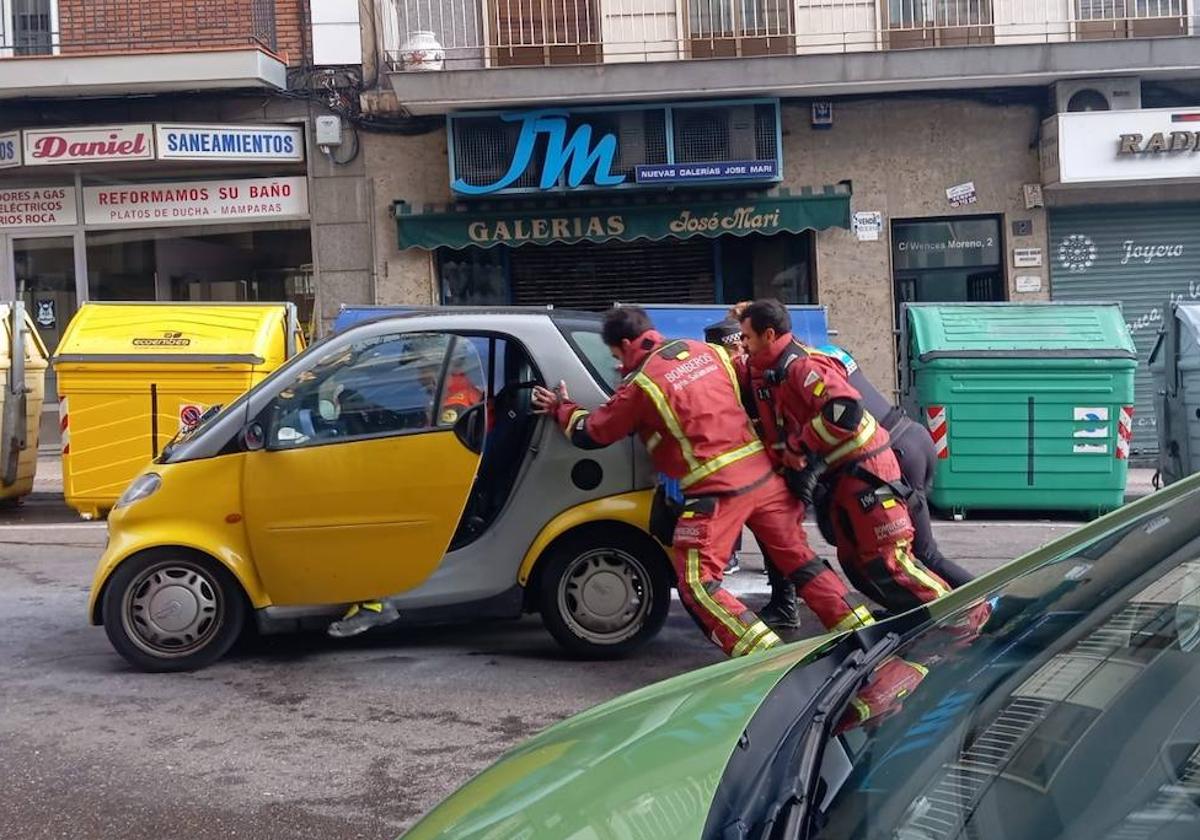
[101,550,246,673]
[538,529,671,658]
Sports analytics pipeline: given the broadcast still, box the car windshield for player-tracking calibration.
[811,483,1200,840]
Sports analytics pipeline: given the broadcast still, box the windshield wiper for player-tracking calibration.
[766,632,901,840]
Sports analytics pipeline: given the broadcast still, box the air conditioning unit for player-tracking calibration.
[617,111,647,169]
[728,105,757,160]
[1052,77,1141,113]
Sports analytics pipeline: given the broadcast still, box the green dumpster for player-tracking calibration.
[899,302,1137,517]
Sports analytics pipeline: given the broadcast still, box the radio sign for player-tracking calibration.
[156,124,305,162]
[24,124,154,165]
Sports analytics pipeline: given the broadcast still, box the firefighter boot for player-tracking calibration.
[759,561,801,629]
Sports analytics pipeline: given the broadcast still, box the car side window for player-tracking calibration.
[263,332,472,449]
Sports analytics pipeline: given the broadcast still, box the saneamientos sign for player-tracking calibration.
[83,177,308,227]
[155,124,304,162]
[1042,107,1200,186]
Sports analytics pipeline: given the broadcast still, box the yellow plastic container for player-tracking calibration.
[54,302,304,519]
[0,303,49,503]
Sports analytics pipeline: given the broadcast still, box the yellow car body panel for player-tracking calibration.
[518,490,659,586]
[241,431,481,605]
[87,454,268,623]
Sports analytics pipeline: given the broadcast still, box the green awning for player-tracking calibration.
[393,186,851,250]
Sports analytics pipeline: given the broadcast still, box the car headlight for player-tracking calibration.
[114,473,162,509]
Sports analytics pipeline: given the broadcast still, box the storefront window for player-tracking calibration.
[437,246,510,305]
[85,222,314,332]
[720,230,815,304]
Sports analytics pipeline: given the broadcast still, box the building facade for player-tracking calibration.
[349,0,1200,434]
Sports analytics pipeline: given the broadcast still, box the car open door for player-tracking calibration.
[241,331,486,605]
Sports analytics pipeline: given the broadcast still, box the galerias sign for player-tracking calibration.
[24,124,154,166]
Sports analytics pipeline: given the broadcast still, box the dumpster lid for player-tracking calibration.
[906,303,1137,362]
[1177,303,1200,342]
[54,303,292,365]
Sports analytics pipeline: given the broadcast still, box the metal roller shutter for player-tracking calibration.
[1049,203,1200,460]
[509,239,715,310]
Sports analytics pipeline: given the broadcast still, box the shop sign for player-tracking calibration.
[82,176,308,227]
[1045,108,1200,185]
[945,181,977,208]
[155,124,305,162]
[0,186,78,228]
[634,160,777,184]
[892,219,1001,271]
[453,110,623,195]
[854,211,882,242]
[0,132,21,169]
[396,191,851,250]
[23,124,154,166]
[1013,247,1042,268]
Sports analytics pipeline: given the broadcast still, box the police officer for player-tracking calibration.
[737,299,952,616]
[533,307,873,658]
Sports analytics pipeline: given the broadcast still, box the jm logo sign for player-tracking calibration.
[452,110,625,195]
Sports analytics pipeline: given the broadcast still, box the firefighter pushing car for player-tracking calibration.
[532,307,874,658]
[735,299,953,616]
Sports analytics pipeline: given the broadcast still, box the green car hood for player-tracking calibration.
[400,634,838,840]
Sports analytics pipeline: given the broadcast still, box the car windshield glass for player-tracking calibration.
[558,320,621,391]
[811,484,1200,840]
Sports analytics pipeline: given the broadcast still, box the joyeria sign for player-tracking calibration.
[23,125,154,166]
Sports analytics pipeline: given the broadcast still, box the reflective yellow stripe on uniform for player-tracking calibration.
[893,539,951,599]
[731,620,777,657]
[686,548,748,644]
[634,373,700,471]
[566,408,589,434]
[831,605,876,632]
[679,439,765,490]
[817,413,879,465]
[850,697,872,722]
[710,343,743,400]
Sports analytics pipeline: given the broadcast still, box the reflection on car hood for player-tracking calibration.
[399,635,838,840]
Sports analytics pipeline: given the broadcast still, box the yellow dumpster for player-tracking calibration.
[54,302,303,519]
[0,302,50,504]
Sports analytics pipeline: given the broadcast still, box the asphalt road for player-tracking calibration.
[0,495,1082,839]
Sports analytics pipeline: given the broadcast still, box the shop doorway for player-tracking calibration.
[891,216,1006,323]
[5,234,79,405]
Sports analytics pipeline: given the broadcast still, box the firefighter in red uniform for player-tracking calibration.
[532,307,874,658]
[737,299,952,616]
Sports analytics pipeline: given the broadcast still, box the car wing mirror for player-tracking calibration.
[241,422,266,452]
[453,403,486,455]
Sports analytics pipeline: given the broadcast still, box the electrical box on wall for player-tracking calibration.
[315,116,343,147]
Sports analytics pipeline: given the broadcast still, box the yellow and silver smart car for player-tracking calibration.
[88,309,673,671]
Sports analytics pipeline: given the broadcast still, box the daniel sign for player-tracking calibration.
[83,176,308,227]
[1042,107,1200,186]
[24,125,154,166]
[156,124,304,162]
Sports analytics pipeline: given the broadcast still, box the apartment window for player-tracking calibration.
[5,0,53,55]
[1076,0,1188,39]
[687,0,794,58]
[883,0,994,48]
[489,0,602,66]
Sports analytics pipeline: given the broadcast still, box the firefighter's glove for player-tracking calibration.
[785,458,826,506]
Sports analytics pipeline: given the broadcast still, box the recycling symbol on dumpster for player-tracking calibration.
[1058,234,1097,273]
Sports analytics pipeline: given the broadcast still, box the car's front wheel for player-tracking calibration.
[100,550,246,672]
[538,528,671,658]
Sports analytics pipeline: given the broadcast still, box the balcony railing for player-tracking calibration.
[0,0,277,59]
[382,0,1196,68]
